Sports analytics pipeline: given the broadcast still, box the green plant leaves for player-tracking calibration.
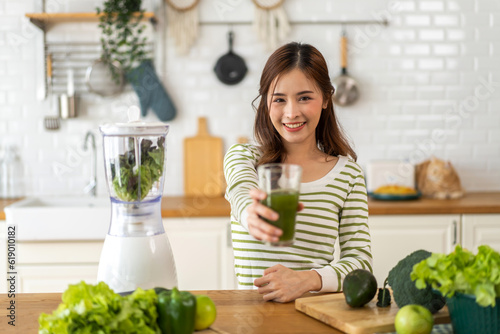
[411,245,500,308]
[96,0,149,84]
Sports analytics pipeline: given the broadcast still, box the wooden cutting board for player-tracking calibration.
[295,292,450,334]
[184,117,225,197]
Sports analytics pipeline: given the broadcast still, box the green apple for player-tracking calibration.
[394,304,434,334]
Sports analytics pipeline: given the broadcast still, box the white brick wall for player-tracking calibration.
[0,0,499,197]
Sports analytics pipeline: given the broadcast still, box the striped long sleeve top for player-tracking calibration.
[223,144,373,292]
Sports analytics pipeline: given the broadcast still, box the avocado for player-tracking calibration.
[343,269,378,307]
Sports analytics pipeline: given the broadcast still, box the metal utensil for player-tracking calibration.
[85,59,125,97]
[44,113,60,130]
[332,30,360,106]
[44,53,60,130]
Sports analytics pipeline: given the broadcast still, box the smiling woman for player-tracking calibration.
[267,69,326,148]
[224,42,373,303]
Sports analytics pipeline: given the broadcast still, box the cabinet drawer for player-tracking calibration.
[16,264,99,293]
[17,242,103,264]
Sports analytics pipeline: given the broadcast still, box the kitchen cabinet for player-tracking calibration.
[462,214,500,252]
[13,241,102,293]
[163,217,236,291]
[0,218,235,293]
[369,215,460,286]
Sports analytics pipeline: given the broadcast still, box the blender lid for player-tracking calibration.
[100,108,169,136]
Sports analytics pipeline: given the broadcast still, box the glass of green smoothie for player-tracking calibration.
[257,164,302,247]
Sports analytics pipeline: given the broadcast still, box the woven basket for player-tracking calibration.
[446,292,500,334]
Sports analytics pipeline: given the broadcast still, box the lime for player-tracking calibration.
[194,294,217,330]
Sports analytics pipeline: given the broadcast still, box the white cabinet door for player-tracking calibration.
[13,241,103,293]
[16,265,99,293]
[462,214,500,252]
[369,215,460,286]
[163,217,235,291]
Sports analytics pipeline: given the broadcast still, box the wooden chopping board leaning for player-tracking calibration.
[184,117,225,197]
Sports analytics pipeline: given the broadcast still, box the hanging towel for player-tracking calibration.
[126,60,177,122]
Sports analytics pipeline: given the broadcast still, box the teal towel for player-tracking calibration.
[126,60,176,122]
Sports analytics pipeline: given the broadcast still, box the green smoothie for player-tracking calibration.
[260,189,299,246]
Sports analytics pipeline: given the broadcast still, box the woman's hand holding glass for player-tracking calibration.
[246,188,304,244]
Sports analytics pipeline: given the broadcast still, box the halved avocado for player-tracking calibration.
[343,269,378,307]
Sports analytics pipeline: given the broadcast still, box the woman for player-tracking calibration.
[224,42,372,303]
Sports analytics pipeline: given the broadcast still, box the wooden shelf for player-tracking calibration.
[25,12,157,30]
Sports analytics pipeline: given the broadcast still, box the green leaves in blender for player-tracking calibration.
[111,136,165,201]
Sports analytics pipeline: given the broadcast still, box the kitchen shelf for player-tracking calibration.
[25,12,158,31]
[25,10,162,100]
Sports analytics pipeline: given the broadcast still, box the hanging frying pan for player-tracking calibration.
[332,30,360,106]
[214,30,248,85]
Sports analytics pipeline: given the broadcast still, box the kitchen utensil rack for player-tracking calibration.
[26,11,161,99]
[45,42,154,96]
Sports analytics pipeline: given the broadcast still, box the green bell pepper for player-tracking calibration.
[157,287,197,334]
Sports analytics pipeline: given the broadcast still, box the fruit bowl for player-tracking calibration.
[369,191,421,201]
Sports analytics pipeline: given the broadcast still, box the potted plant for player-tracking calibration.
[411,244,500,334]
[96,0,147,82]
[96,0,176,121]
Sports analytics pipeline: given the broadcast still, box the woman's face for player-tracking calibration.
[267,68,327,147]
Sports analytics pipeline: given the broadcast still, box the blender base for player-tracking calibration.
[97,233,177,293]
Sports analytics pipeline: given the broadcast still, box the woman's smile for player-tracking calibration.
[283,122,306,131]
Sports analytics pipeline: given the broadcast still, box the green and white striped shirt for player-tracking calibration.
[224,144,372,292]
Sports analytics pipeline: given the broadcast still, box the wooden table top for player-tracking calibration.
[0,290,340,334]
[366,191,500,215]
[2,192,500,220]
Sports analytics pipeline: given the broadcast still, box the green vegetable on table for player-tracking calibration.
[411,244,500,308]
[387,249,446,314]
[376,278,391,307]
[38,281,161,334]
[157,287,197,334]
[111,137,165,201]
[343,269,378,308]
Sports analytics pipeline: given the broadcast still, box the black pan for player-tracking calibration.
[214,31,247,85]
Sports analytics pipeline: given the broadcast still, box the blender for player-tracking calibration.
[97,113,177,292]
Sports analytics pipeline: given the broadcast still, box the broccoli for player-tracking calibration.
[387,249,446,314]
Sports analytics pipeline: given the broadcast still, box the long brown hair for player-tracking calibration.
[253,42,357,166]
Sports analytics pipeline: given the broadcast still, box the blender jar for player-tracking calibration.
[97,119,177,292]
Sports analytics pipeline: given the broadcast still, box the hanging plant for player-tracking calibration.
[96,0,149,84]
